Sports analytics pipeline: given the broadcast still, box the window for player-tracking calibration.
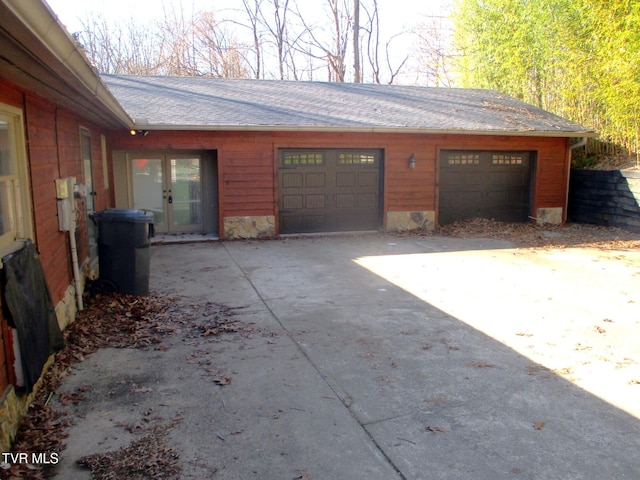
[0,104,32,251]
[447,153,480,165]
[338,153,376,165]
[283,152,324,166]
[492,154,524,165]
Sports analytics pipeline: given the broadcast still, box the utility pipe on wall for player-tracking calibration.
[68,210,83,311]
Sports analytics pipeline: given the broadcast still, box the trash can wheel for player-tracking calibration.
[90,278,119,296]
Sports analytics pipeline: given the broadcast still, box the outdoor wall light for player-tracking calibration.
[408,153,416,169]
[130,129,149,136]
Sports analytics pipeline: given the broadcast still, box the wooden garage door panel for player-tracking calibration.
[306,172,326,188]
[439,150,531,225]
[282,172,303,188]
[283,194,303,209]
[279,149,381,233]
[306,194,326,209]
[336,172,355,187]
[358,172,378,187]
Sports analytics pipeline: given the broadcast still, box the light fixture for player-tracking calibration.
[130,129,149,136]
[408,153,416,169]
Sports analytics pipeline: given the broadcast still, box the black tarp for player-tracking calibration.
[1,240,64,392]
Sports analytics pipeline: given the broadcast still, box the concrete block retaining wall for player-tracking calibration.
[568,169,640,231]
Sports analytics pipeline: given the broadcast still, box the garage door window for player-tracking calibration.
[447,153,480,165]
[283,152,324,165]
[339,153,376,165]
[492,154,524,165]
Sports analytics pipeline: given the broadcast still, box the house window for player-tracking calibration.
[0,104,32,251]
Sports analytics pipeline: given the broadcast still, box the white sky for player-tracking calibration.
[45,0,453,34]
[44,0,454,84]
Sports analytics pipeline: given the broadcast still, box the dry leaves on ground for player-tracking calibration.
[1,292,255,480]
[396,217,640,250]
[76,419,182,480]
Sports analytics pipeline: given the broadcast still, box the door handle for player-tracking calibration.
[168,195,173,204]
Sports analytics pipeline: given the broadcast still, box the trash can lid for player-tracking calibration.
[92,209,154,223]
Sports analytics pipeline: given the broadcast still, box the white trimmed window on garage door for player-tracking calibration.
[439,150,533,225]
[278,149,383,234]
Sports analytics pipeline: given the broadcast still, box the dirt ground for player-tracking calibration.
[2,219,639,479]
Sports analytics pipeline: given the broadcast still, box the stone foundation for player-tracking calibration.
[386,211,435,232]
[536,207,563,225]
[55,284,78,331]
[224,215,276,239]
[0,355,55,452]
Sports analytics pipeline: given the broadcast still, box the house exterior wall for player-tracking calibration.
[110,129,571,237]
[0,77,115,450]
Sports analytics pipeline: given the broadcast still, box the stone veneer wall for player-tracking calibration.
[223,216,276,239]
[535,207,563,225]
[386,211,435,232]
[568,169,640,231]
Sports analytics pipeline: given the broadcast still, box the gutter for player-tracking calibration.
[2,0,134,129]
[131,123,598,138]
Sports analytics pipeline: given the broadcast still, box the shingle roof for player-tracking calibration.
[102,75,594,136]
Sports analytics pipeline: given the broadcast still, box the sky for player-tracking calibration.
[44,0,455,84]
[45,0,453,34]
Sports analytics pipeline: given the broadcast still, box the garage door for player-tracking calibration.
[439,150,532,225]
[279,149,382,234]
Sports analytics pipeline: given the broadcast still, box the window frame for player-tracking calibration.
[0,103,33,252]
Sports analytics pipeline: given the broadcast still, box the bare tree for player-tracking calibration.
[240,0,263,78]
[416,16,453,87]
[296,0,352,81]
[155,4,199,75]
[193,11,251,78]
[360,0,409,84]
[78,15,162,74]
[353,0,361,82]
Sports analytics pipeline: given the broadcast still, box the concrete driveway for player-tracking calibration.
[57,234,640,479]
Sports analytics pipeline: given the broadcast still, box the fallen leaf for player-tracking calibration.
[466,361,495,368]
[426,425,448,433]
[130,384,153,394]
[534,421,545,430]
[214,374,232,386]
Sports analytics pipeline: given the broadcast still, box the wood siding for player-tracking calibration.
[0,78,116,395]
[111,130,570,233]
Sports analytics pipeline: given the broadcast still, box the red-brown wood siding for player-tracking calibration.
[111,129,570,232]
[0,77,116,394]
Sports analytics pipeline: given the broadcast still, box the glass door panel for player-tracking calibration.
[130,154,202,234]
[169,157,201,229]
[132,157,165,231]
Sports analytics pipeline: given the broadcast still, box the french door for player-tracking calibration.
[130,154,202,234]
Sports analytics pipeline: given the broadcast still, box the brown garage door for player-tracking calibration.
[439,150,532,225]
[279,149,382,234]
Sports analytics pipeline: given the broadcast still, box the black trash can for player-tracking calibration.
[93,209,154,296]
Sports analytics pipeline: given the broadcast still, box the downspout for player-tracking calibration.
[570,137,588,151]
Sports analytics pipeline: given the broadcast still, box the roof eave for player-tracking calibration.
[1,0,134,129]
[135,124,597,138]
